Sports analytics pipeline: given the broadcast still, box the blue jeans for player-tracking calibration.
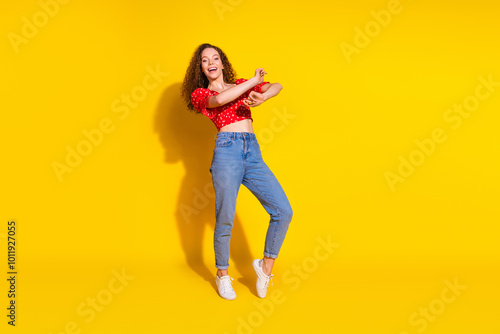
[209,132,293,270]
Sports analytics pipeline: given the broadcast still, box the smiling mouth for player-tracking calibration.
[208,67,217,72]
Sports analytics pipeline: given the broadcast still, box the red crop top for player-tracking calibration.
[191,78,270,131]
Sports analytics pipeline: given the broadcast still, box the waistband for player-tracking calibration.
[214,132,256,140]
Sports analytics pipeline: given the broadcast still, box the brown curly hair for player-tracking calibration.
[181,43,238,113]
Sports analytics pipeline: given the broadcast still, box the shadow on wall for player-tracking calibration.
[153,82,256,293]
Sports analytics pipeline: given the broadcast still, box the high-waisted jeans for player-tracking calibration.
[209,131,293,270]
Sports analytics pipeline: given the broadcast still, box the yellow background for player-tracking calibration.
[1,0,499,333]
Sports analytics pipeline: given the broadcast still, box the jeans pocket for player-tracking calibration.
[215,137,233,147]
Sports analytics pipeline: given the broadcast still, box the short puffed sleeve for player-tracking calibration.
[236,78,270,93]
[191,88,216,118]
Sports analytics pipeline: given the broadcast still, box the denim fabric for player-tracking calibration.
[209,131,293,270]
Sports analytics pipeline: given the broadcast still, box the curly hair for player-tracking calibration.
[181,43,238,113]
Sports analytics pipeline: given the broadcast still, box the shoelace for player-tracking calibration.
[219,276,234,293]
[258,260,274,288]
[264,273,274,288]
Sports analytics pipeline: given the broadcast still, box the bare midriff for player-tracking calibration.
[218,119,254,133]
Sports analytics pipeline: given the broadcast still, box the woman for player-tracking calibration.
[181,43,293,300]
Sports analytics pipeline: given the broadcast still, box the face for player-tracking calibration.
[201,47,224,80]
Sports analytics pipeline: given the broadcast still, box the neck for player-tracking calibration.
[208,76,226,91]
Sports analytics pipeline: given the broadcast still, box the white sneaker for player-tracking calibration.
[215,274,237,300]
[253,259,273,298]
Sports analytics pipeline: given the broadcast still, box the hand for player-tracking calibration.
[253,68,267,84]
[242,91,266,108]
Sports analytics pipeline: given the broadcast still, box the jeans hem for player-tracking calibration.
[264,252,278,259]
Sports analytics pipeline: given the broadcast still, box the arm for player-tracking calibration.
[207,68,267,108]
[262,83,282,101]
[242,82,283,108]
[260,83,271,93]
[206,77,259,108]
